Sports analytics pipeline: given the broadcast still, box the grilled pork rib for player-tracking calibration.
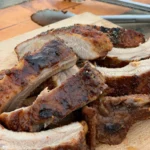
[0,122,88,150]
[95,26,145,48]
[15,25,112,60]
[0,39,77,113]
[28,65,79,98]
[0,63,107,132]
[83,95,150,145]
[57,24,145,48]
[96,59,150,96]
[19,66,79,107]
[94,38,150,68]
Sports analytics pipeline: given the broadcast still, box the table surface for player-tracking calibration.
[0,0,149,42]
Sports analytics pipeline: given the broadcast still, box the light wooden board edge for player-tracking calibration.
[0,12,150,150]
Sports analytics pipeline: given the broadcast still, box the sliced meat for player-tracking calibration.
[0,63,107,132]
[0,39,77,113]
[52,25,112,60]
[61,24,145,48]
[93,38,150,68]
[96,59,150,96]
[15,25,113,60]
[0,121,88,150]
[28,65,79,98]
[83,95,150,145]
[95,26,145,48]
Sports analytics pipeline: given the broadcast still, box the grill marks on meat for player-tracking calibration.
[15,25,112,60]
[93,39,150,68]
[96,59,150,96]
[0,39,77,113]
[0,63,107,132]
[0,122,88,150]
[83,95,150,145]
[95,26,145,48]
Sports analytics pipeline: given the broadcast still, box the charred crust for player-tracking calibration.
[107,72,150,96]
[39,108,62,119]
[99,26,145,48]
[104,123,122,133]
[6,40,74,87]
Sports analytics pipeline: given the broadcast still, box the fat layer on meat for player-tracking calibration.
[93,38,150,68]
[96,59,150,96]
[0,122,88,150]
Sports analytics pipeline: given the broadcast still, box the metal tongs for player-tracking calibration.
[95,0,150,23]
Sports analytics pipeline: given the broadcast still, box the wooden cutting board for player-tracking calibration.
[0,12,150,150]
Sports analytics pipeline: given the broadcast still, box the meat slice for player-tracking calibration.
[83,95,150,145]
[28,65,79,98]
[0,121,88,150]
[95,26,145,48]
[60,24,145,48]
[0,63,107,132]
[93,38,150,68]
[96,59,150,96]
[0,39,77,113]
[15,25,113,60]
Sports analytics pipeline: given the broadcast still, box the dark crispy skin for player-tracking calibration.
[106,71,150,96]
[0,39,76,113]
[0,63,107,132]
[93,26,145,48]
[83,95,150,145]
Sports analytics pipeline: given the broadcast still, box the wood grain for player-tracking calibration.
[0,0,149,41]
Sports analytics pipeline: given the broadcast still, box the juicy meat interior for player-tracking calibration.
[94,38,150,68]
[83,94,150,145]
[0,38,77,113]
[15,24,113,60]
[0,122,88,150]
[0,63,107,132]
[96,59,150,96]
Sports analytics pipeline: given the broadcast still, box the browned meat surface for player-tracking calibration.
[15,24,112,60]
[83,95,150,145]
[93,39,150,68]
[60,24,145,48]
[28,65,79,98]
[95,26,145,48]
[0,122,88,150]
[0,63,107,132]
[0,38,77,113]
[96,59,150,96]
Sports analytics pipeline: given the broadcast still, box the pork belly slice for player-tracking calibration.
[93,38,150,68]
[0,121,88,150]
[0,39,77,113]
[94,26,145,48]
[96,59,150,96]
[0,63,107,132]
[83,94,150,146]
[15,25,112,60]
